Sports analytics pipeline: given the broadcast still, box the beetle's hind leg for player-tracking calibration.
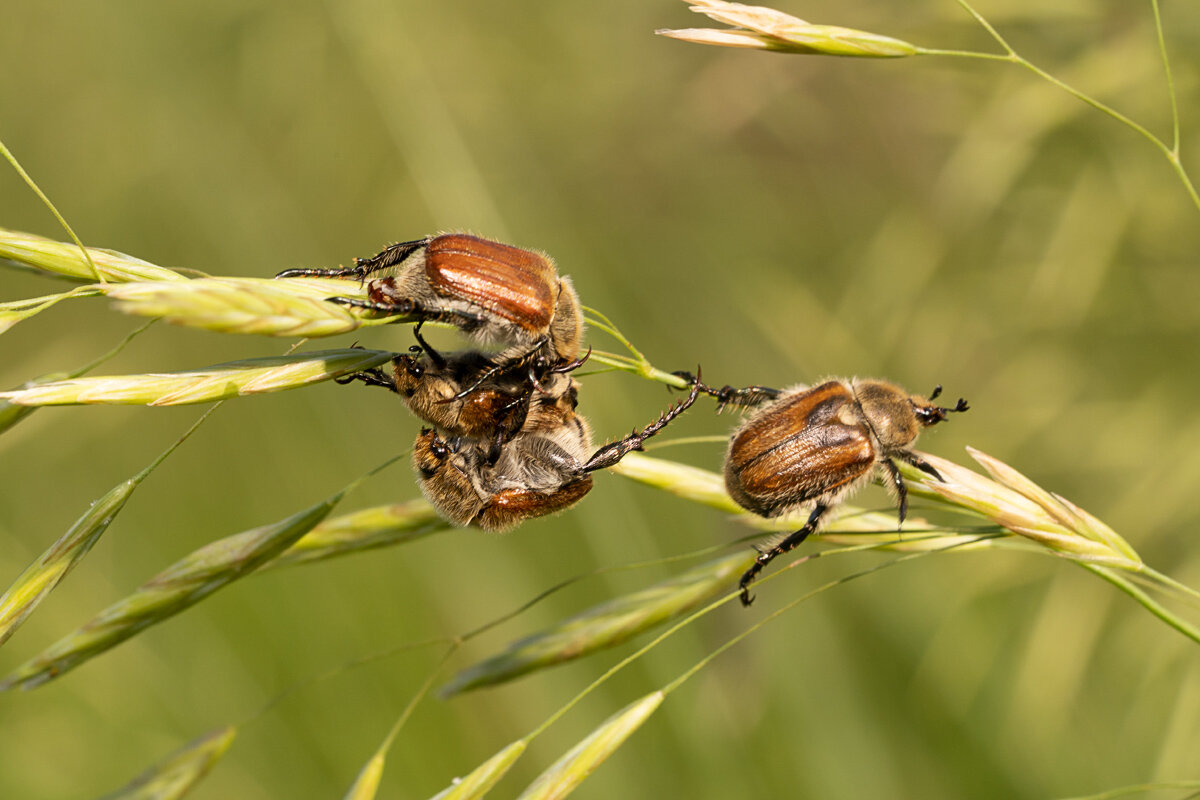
[325,295,488,333]
[738,502,829,607]
[582,376,701,471]
[670,371,781,411]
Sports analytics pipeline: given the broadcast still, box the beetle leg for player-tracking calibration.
[897,450,944,483]
[738,503,829,606]
[324,295,488,330]
[334,366,397,392]
[351,238,430,276]
[410,322,447,369]
[880,458,908,527]
[275,238,429,281]
[549,346,591,374]
[275,264,369,279]
[445,339,548,403]
[582,377,701,472]
[670,371,781,412]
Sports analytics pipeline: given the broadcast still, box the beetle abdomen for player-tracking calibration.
[477,477,593,531]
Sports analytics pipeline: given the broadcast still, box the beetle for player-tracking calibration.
[413,377,701,531]
[277,233,584,368]
[337,324,589,457]
[712,378,968,605]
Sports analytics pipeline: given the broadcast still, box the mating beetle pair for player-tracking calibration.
[279,233,698,531]
[279,234,968,604]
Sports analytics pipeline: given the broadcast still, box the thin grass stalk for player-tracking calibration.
[658,0,1200,213]
[1082,565,1200,646]
[499,547,978,800]
[1,320,156,435]
[0,286,102,333]
[439,551,756,696]
[0,143,105,283]
[342,645,456,799]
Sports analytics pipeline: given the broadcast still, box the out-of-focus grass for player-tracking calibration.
[2,1,1200,798]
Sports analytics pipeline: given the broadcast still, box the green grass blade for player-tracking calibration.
[97,726,236,800]
[0,492,343,690]
[0,349,391,406]
[439,552,754,697]
[514,692,663,800]
[1082,565,1200,647]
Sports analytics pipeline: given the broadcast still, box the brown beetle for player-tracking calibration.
[277,233,584,366]
[337,325,588,456]
[714,378,968,605]
[413,378,701,532]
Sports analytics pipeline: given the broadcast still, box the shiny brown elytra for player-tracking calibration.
[277,233,584,366]
[721,378,968,605]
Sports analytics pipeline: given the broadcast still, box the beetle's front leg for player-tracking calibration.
[335,365,397,392]
[275,238,429,280]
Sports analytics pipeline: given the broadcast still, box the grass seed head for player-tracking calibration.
[659,0,918,57]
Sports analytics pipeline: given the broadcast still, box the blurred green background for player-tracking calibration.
[2,1,1200,797]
